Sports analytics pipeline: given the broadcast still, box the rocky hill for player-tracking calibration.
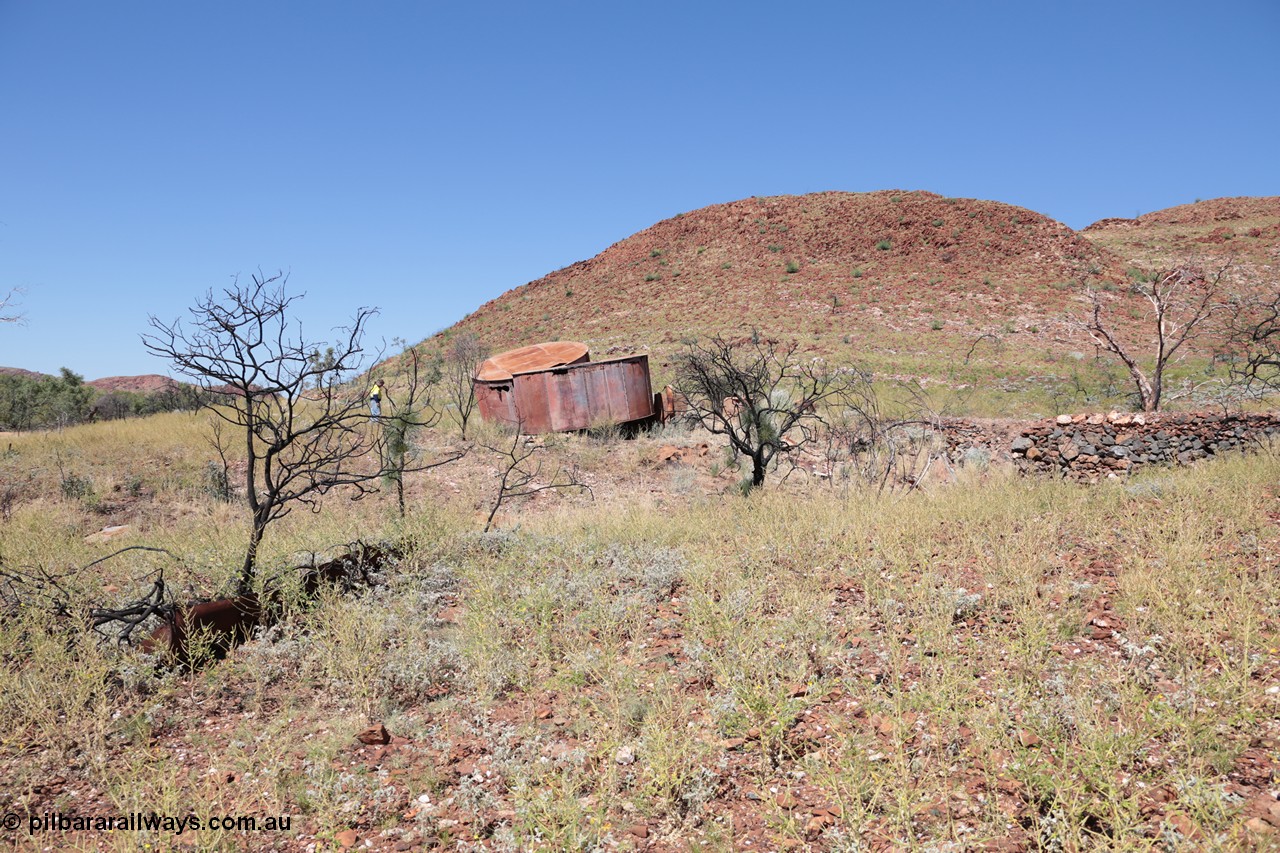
[1083,196,1280,288]
[450,191,1123,360]
[0,366,50,380]
[87,374,184,394]
[414,190,1279,415]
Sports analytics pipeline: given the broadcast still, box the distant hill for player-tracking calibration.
[0,366,52,380]
[87,374,184,394]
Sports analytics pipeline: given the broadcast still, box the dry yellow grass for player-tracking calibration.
[0,412,1277,850]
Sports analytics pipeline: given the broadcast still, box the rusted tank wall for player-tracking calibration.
[474,355,655,433]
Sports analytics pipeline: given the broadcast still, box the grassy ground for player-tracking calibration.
[1,412,1278,851]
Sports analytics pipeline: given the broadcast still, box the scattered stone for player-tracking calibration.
[1246,817,1275,835]
[614,745,636,765]
[356,724,390,746]
[84,524,131,544]
[805,812,837,836]
[1016,729,1042,748]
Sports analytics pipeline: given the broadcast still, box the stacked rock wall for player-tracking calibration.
[1008,412,1280,480]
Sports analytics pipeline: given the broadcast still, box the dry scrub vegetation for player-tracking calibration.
[1,409,1279,852]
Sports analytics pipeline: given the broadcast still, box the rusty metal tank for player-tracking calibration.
[474,341,656,434]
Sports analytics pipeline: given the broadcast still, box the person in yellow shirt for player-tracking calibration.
[368,380,382,420]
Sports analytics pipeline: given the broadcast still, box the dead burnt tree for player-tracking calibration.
[143,272,384,594]
[1,546,177,650]
[1224,286,1280,396]
[1075,262,1231,412]
[674,333,864,490]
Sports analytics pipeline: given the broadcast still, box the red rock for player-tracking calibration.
[805,812,836,836]
[335,829,359,848]
[1246,817,1276,835]
[629,823,649,838]
[356,724,391,745]
[1166,813,1198,838]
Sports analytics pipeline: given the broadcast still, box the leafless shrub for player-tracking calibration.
[442,331,487,439]
[1073,262,1233,412]
[674,333,871,490]
[478,422,591,532]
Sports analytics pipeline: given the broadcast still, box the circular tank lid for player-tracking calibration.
[475,341,590,382]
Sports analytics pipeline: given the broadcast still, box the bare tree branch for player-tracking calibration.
[441,332,487,440]
[673,332,868,489]
[1224,284,1280,394]
[0,286,25,325]
[479,422,591,532]
[1073,261,1232,411]
[142,271,386,593]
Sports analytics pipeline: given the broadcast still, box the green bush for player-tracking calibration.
[60,471,94,500]
[0,368,93,430]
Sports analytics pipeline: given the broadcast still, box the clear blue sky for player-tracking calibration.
[2,0,1277,378]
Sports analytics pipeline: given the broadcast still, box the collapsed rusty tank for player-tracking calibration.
[473,341,657,434]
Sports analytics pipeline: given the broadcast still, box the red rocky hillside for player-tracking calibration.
[440,190,1127,379]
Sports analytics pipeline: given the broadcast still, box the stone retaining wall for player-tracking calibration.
[940,412,1280,481]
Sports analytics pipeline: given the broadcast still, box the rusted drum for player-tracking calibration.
[474,343,655,433]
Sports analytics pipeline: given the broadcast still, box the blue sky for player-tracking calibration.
[2,0,1277,378]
